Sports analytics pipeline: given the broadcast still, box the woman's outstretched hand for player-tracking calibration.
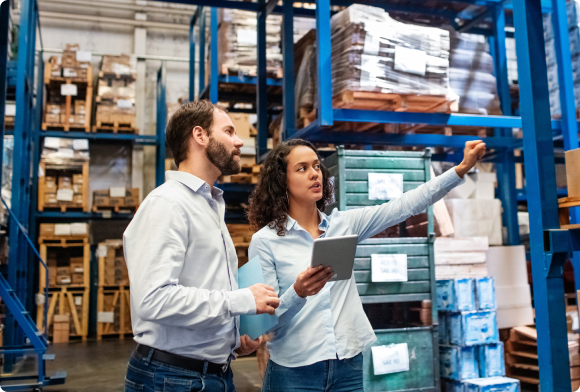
[294,265,334,298]
[455,140,487,178]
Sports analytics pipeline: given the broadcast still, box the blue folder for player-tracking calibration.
[238,255,278,340]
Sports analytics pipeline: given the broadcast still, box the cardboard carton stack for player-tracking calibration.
[94,55,137,132]
[47,44,91,80]
[52,314,70,343]
[101,240,129,286]
[93,188,139,210]
[434,237,489,280]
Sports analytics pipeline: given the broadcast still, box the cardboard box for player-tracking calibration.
[60,114,74,124]
[53,314,70,343]
[73,115,85,124]
[72,184,83,194]
[566,148,580,198]
[57,266,70,276]
[94,196,110,206]
[45,113,60,124]
[48,269,57,287]
[94,189,109,197]
[44,193,58,204]
[73,194,83,205]
[74,101,86,115]
[110,197,124,207]
[62,68,78,78]
[45,175,57,185]
[124,196,137,207]
[46,104,61,114]
[40,223,55,237]
[228,113,251,138]
[45,181,57,192]
[56,275,71,285]
[58,176,72,190]
[71,273,84,285]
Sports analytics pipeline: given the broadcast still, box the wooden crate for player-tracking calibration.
[37,287,89,341]
[334,90,453,113]
[559,197,580,230]
[92,188,140,213]
[38,160,89,212]
[227,224,254,268]
[42,62,93,133]
[363,327,438,392]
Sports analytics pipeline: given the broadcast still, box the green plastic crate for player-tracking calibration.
[363,327,439,392]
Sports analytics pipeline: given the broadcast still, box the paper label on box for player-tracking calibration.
[74,268,84,273]
[5,103,15,116]
[71,223,87,235]
[72,139,89,151]
[39,165,45,177]
[371,343,410,375]
[102,210,112,219]
[110,187,126,197]
[44,137,61,149]
[63,68,78,78]
[97,244,108,258]
[368,173,404,200]
[54,223,72,236]
[394,46,427,76]
[237,29,257,45]
[117,99,132,109]
[75,296,82,306]
[371,254,407,282]
[57,148,74,158]
[76,50,92,62]
[359,54,381,88]
[98,311,114,323]
[112,63,131,75]
[35,293,45,306]
[56,189,74,202]
[363,22,381,56]
[61,84,78,96]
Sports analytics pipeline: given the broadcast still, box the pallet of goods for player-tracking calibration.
[36,222,90,342]
[42,44,92,133]
[38,137,89,212]
[560,148,580,229]
[93,54,137,134]
[96,240,131,340]
[226,224,253,268]
[503,325,580,390]
[218,113,261,184]
[436,276,521,392]
[92,187,139,213]
[295,4,456,131]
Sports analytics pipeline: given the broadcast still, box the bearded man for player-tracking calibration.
[123,100,280,392]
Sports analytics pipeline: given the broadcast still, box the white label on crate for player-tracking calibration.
[38,166,45,178]
[35,293,45,306]
[61,84,78,96]
[110,187,126,198]
[54,223,71,236]
[5,103,15,116]
[71,223,87,235]
[97,244,108,258]
[72,139,89,151]
[112,63,131,75]
[371,254,407,282]
[76,50,92,62]
[117,99,132,109]
[60,277,71,284]
[237,29,257,45]
[74,267,84,273]
[44,137,61,150]
[102,210,112,219]
[98,311,115,323]
[371,343,410,375]
[57,148,74,158]
[363,22,381,56]
[368,173,403,200]
[75,296,82,306]
[62,68,78,78]
[56,189,74,202]
[394,46,427,76]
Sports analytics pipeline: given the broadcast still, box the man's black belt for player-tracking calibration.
[136,344,229,375]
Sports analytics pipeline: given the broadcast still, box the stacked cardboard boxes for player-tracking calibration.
[47,44,91,80]
[434,237,489,280]
[92,188,139,211]
[100,240,129,286]
[52,314,70,343]
[94,55,137,132]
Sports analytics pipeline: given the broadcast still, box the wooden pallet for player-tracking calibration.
[333,90,453,113]
[38,160,89,212]
[219,165,261,184]
[39,236,88,246]
[93,204,138,213]
[92,123,137,134]
[220,64,283,79]
[37,287,89,342]
[98,70,137,80]
[558,197,580,230]
[97,287,132,340]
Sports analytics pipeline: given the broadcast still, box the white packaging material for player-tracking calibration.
[75,296,83,306]
[445,174,476,199]
[517,212,529,236]
[471,181,495,200]
[98,311,114,323]
[76,50,92,62]
[44,137,61,150]
[495,305,534,329]
[486,246,528,287]
[394,46,427,76]
[110,187,126,198]
[434,237,489,264]
[72,139,89,151]
[70,223,88,236]
[60,84,78,96]
[471,172,497,183]
[117,99,133,109]
[371,254,407,282]
[494,286,532,309]
[5,103,15,116]
[54,224,71,236]
[435,263,489,280]
[371,343,410,375]
[97,244,108,258]
[368,173,403,200]
[56,189,74,202]
[444,199,503,245]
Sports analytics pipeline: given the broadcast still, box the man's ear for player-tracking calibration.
[191,126,208,147]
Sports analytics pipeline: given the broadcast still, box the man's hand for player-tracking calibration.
[455,140,486,178]
[248,283,280,315]
[294,265,334,298]
[236,335,262,357]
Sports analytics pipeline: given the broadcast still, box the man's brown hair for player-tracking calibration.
[165,100,227,167]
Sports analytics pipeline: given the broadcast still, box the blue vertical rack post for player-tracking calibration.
[156,62,167,187]
[256,0,268,160]
[513,0,571,391]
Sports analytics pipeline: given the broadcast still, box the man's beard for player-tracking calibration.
[205,136,241,175]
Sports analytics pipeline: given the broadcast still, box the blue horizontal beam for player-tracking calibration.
[36,211,135,220]
[40,131,157,145]
[216,74,282,86]
[545,229,580,253]
[517,187,568,201]
[148,0,316,17]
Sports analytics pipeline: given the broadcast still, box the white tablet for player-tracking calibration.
[310,234,359,281]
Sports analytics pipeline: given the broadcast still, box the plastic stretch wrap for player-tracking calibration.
[41,137,89,166]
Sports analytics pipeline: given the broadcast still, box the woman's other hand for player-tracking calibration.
[455,140,487,178]
[294,265,334,298]
[236,335,262,356]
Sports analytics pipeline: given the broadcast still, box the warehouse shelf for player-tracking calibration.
[39,130,158,145]
[36,211,135,220]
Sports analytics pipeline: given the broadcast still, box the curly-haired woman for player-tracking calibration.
[247,139,486,392]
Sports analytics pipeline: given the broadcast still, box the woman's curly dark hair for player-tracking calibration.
[247,139,334,236]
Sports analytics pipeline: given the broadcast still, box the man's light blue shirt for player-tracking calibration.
[248,167,465,368]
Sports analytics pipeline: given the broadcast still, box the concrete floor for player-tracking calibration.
[40,339,262,392]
